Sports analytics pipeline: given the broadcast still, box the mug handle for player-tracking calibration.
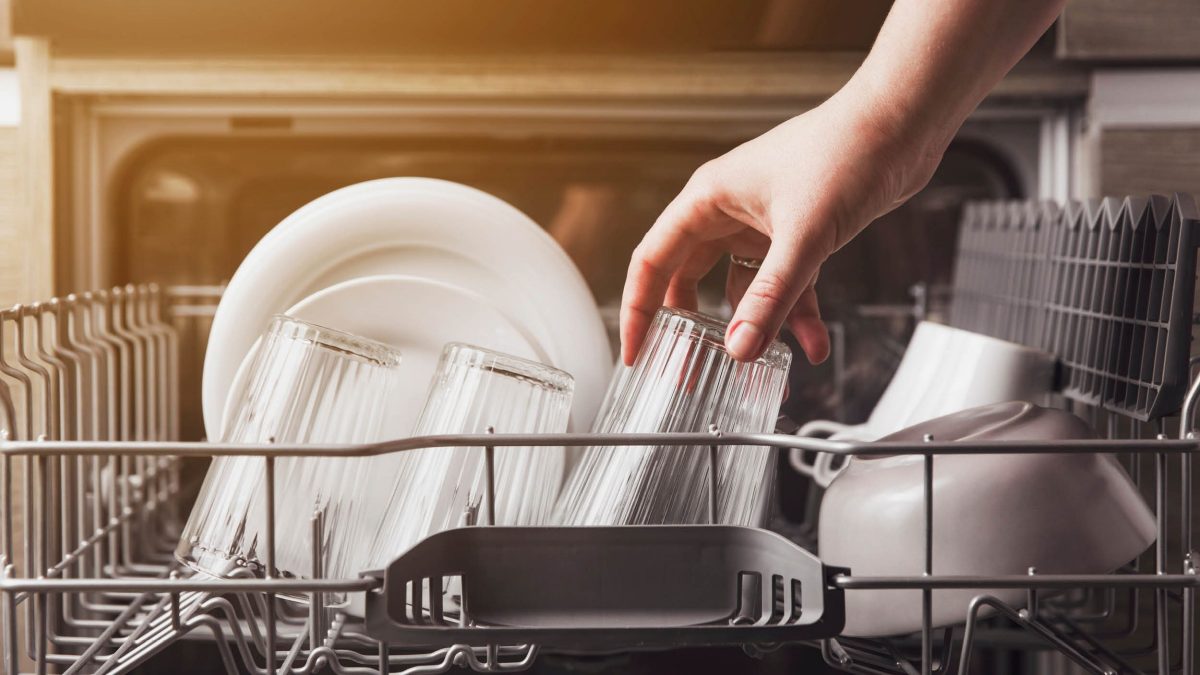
[810,450,848,488]
[787,419,854,478]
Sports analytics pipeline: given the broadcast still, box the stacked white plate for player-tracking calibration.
[202,177,612,441]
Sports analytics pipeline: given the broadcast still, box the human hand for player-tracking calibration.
[619,85,946,365]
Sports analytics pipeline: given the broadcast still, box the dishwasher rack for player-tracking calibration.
[1,285,1199,675]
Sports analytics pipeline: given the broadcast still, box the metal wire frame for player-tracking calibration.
[818,360,1200,675]
[0,285,184,674]
[3,427,1200,675]
[0,286,1196,675]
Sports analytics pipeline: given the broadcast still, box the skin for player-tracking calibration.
[620,0,1069,366]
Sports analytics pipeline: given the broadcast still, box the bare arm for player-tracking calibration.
[620,0,1067,365]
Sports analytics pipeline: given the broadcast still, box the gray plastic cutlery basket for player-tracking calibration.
[364,525,846,650]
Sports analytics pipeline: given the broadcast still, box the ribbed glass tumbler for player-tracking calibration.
[365,342,574,572]
[176,315,404,594]
[555,307,791,526]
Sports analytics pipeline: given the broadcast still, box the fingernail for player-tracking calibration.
[727,321,765,360]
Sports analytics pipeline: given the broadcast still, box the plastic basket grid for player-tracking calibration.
[949,194,1200,421]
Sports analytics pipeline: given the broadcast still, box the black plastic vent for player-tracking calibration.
[950,194,1200,421]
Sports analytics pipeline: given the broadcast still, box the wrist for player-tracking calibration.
[836,66,956,169]
[821,69,952,209]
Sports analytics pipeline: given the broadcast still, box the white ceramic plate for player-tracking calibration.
[219,274,547,440]
[203,178,611,438]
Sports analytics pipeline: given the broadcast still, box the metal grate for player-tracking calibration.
[950,194,1200,421]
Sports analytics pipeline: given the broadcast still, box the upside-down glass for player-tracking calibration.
[353,343,572,616]
[554,308,791,526]
[176,315,405,593]
[364,342,574,570]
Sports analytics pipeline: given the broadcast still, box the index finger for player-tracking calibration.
[620,193,723,365]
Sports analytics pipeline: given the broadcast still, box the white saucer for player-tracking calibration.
[202,178,611,438]
[220,274,546,440]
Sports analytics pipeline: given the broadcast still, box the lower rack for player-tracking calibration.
[3,426,1199,675]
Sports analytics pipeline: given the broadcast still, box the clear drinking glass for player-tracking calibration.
[176,315,405,590]
[554,307,791,526]
[352,343,572,616]
[364,342,574,571]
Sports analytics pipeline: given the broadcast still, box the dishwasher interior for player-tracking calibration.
[2,193,1199,675]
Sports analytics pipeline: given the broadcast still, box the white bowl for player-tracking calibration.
[818,401,1155,637]
[860,323,1056,436]
[794,322,1056,487]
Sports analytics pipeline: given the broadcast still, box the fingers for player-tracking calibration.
[664,244,725,312]
[620,187,729,366]
[727,262,829,364]
[622,155,836,365]
[787,285,830,365]
[621,250,673,367]
[620,243,693,367]
[724,233,825,362]
[725,262,754,311]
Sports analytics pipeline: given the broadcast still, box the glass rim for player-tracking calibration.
[441,341,574,393]
[269,314,403,367]
[654,307,792,369]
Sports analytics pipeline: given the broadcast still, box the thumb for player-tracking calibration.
[724,239,813,361]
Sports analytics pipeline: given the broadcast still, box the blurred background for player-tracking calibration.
[2,1,1200,670]
[0,0,1087,439]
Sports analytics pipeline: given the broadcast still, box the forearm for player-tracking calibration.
[843,0,1067,159]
